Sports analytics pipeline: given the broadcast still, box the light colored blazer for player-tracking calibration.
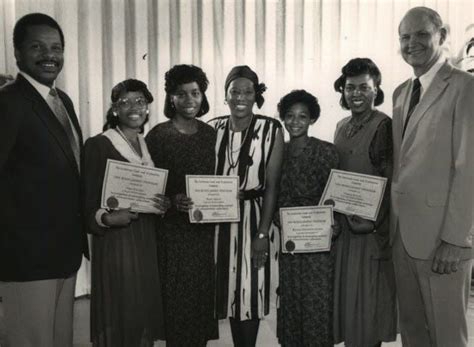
[391,62,474,260]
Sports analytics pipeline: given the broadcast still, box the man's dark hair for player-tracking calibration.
[13,13,64,49]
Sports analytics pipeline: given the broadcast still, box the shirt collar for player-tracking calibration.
[19,71,56,101]
[413,54,446,95]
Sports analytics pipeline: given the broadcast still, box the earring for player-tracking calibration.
[146,109,149,114]
[224,100,228,105]
[113,111,118,116]
[170,103,175,109]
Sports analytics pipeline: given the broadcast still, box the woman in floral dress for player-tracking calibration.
[275,90,339,347]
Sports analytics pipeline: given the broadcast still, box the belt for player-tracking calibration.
[241,189,264,200]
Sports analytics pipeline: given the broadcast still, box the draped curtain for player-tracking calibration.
[1,0,473,295]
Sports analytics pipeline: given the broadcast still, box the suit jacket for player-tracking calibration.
[0,74,89,281]
[391,62,474,259]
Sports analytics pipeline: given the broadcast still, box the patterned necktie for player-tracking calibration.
[48,88,80,168]
[402,78,421,138]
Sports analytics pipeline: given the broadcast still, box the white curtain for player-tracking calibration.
[1,0,473,296]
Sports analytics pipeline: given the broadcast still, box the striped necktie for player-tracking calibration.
[402,78,421,138]
[48,88,80,168]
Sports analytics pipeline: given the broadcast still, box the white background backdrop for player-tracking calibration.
[0,0,473,295]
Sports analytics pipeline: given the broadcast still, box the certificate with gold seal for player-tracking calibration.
[101,159,168,214]
[186,175,240,223]
[319,169,387,221]
[280,206,333,253]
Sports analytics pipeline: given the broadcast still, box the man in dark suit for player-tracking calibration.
[391,7,474,347]
[0,13,88,347]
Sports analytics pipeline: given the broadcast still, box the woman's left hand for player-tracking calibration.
[251,234,269,269]
[346,215,375,234]
[151,193,171,215]
[172,193,194,212]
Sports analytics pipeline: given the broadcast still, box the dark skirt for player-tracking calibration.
[333,221,398,346]
[91,214,165,347]
[157,214,219,346]
[278,251,335,347]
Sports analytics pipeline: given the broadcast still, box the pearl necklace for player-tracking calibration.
[115,127,148,165]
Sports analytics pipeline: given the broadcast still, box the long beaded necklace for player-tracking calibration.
[227,114,254,170]
[115,126,148,165]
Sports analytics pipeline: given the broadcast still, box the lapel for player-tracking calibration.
[16,75,80,175]
[400,63,451,154]
[393,80,411,151]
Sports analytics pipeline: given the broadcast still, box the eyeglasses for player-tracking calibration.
[116,97,148,110]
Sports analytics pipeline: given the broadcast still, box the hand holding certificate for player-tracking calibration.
[186,175,240,223]
[280,206,333,253]
[101,159,168,214]
[319,169,387,221]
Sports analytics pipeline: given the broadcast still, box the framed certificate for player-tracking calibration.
[280,206,333,253]
[101,159,168,214]
[319,169,387,221]
[186,175,240,223]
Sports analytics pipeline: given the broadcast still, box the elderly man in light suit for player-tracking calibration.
[391,6,474,347]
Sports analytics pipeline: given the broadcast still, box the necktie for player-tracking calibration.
[48,88,80,168]
[402,78,421,138]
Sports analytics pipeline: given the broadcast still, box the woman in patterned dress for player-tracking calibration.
[275,90,339,347]
[83,79,169,347]
[145,65,218,346]
[208,65,284,347]
[332,58,397,347]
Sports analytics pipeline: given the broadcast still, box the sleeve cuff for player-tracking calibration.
[95,209,110,228]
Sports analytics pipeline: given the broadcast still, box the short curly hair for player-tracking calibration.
[333,58,384,110]
[164,64,210,119]
[278,90,321,122]
[103,79,154,133]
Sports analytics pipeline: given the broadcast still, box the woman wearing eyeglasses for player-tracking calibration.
[83,79,170,347]
[146,65,219,346]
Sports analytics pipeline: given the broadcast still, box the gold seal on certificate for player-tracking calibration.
[186,175,240,223]
[280,206,333,253]
[106,196,119,209]
[193,209,203,222]
[319,169,387,221]
[101,159,168,214]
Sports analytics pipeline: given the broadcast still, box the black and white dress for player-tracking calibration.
[209,114,281,321]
